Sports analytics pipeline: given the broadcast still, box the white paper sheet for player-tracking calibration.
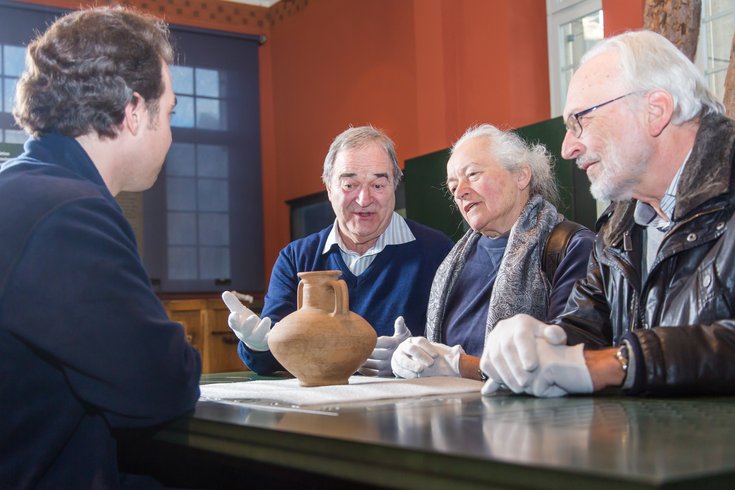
[200,376,483,407]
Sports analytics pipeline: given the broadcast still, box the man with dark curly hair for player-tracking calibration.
[0,6,201,489]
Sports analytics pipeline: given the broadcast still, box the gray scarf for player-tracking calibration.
[426,195,562,343]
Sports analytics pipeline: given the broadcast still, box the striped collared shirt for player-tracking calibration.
[634,149,691,232]
[322,212,416,276]
[634,150,691,272]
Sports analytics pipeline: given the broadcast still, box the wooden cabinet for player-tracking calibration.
[164,298,249,374]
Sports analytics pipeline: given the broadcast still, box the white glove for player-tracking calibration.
[391,336,465,379]
[524,341,593,397]
[359,316,411,377]
[480,313,567,395]
[221,291,272,352]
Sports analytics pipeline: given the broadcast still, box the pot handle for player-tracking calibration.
[330,279,349,316]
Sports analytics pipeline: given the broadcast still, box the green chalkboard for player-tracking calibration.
[403,117,597,240]
[403,148,467,242]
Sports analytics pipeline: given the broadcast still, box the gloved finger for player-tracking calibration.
[357,366,379,377]
[227,311,242,331]
[222,291,245,312]
[542,324,567,345]
[489,345,526,393]
[392,364,419,379]
[529,372,567,397]
[251,317,272,341]
[526,368,559,397]
[480,350,510,395]
[369,347,394,360]
[539,385,567,398]
[479,350,502,384]
[512,326,540,372]
[360,356,393,377]
[401,340,437,365]
[222,291,256,319]
[492,333,531,389]
[236,314,258,335]
[359,366,393,377]
[481,379,502,395]
[410,337,441,356]
[391,346,431,375]
[393,316,410,338]
[361,358,388,370]
[375,335,400,349]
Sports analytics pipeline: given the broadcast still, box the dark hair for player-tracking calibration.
[13,6,173,138]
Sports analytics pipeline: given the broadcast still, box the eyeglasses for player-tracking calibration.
[564,92,636,138]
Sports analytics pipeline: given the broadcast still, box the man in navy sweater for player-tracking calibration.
[225,126,454,375]
[0,7,201,489]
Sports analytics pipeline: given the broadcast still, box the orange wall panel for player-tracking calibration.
[603,0,645,36]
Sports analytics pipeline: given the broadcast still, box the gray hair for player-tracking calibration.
[581,30,723,124]
[450,123,559,205]
[321,126,403,189]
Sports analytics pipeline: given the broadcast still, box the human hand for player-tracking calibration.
[479,314,567,394]
[221,291,272,352]
[359,316,411,377]
[391,337,465,379]
[524,341,593,397]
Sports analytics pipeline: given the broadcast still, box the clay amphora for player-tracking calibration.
[267,270,377,387]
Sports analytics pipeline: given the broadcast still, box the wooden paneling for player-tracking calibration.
[164,298,249,373]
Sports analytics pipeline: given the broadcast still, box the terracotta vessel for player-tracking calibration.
[268,270,377,387]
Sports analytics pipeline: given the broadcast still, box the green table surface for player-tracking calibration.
[148,371,735,489]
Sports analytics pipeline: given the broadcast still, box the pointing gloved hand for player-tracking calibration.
[523,340,593,397]
[479,313,567,395]
[359,316,411,377]
[221,291,272,352]
[391,336,465,379]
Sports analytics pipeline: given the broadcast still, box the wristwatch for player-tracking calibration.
[615,343,629,372]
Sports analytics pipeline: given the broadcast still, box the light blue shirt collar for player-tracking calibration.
[634,149,691,231]
[322,212,416,276]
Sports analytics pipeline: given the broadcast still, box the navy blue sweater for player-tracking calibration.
[239,222,454,374]
[0,135,201,489]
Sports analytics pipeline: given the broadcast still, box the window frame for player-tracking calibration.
[695,0,735,102]
[546,0,603,118]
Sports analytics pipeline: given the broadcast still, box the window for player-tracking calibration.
[0,4,61,145]
[546,0,604,117]
[0,4,265,294]
[0,44,30,144]
[697,0,735,101]
[164,65,232,283]
[170,66,229,130]
[143,28,264,293]
[164,142,231,281]
[546,0,605,216]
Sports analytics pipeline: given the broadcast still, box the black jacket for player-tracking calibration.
[557,113,735,395]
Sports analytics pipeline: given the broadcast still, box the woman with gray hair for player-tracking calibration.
[390,123,595,380]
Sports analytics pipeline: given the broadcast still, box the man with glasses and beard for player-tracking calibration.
[480,30,735,398]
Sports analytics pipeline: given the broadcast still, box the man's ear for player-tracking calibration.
[122,93,144,135]
[645,89,674,137]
